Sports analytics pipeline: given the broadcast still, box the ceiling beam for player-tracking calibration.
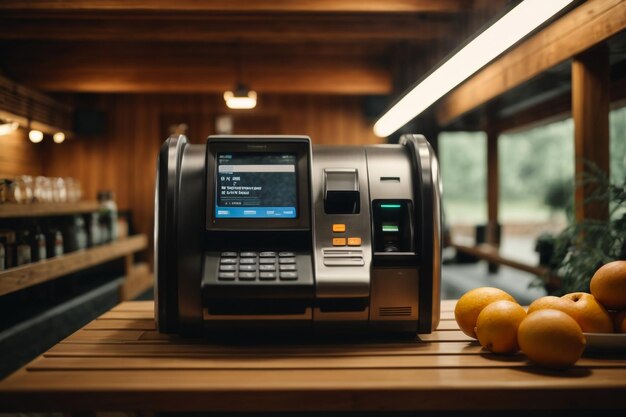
[0,14,454,43]
[0,0,472,13]
[0,42,391,94]
[437,0,626,126]
[5,67,391,95]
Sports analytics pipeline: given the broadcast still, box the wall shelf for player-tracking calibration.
[0,234,148,296]
[0,201,101,218]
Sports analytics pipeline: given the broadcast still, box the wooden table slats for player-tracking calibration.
[1,299,625,412]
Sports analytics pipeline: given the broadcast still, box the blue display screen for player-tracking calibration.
[215,153,297,219]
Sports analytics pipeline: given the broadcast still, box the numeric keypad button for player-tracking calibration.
[239,272,257,280]
[239,264,257,272]
[219,264,237,272]
[259,272,277,280]
[280,272,298,280]
[218,272,236,280]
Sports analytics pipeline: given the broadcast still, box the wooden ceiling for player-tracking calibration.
[0,0,506,95]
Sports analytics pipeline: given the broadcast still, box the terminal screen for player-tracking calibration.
[215,153,297,218]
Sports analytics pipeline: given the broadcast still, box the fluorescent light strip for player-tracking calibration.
[373,0,575,138]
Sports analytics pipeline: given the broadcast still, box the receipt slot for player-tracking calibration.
[324,169,360,214]
[155,134,442,336]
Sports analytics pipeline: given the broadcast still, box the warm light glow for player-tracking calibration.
[224,90,257,109]
[29,129,44,143]
[373,0,575,137]
[53,132,66,143]
[0,121,19,136]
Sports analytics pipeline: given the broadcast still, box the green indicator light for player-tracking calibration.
[382,225,399,232]
[380,204,401,209]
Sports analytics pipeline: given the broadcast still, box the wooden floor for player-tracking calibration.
[0,300,625,412]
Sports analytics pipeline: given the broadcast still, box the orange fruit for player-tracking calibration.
[454,287,516,338]
[614,310,626,333]
[528,293,613,333]
[590,260,626,310]
[476,300,526,354]
[518,309,586,369]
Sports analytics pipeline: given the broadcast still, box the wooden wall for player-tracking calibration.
[38,93,381,253]
[0,129,44,178]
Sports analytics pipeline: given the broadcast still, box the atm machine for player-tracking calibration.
[155,134,441,335]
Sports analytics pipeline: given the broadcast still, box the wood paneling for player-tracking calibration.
[437,0,626,126]
[0,129,43,178]
[41,93,382,254]
[0,0,472,13]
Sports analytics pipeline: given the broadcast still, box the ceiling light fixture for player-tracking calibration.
[53,132,66,144]
[224,84,257,110]
[373,0,575,138]
[0,121,19,136]
[224,42,257,110]
[29,129,44,143]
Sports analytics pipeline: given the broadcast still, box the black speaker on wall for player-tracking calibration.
[361,95,390,122]
[73,109,107,136]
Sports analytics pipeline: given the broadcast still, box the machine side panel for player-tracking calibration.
[176,143,207,334]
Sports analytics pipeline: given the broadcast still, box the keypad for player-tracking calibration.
[217,251,298,282]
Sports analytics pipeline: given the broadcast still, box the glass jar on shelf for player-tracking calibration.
[14,175,34,204]
[51,177,67,203]
[33,176,53,203]
[65,178,82,203]
[0,179,11,204]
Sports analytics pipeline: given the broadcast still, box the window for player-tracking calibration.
[438,131,487,244]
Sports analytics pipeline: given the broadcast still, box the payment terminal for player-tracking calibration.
[155,134,441,335]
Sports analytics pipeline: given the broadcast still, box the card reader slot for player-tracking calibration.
[323,258,365,266]
[322,250,364,257]
[322,247,365,266]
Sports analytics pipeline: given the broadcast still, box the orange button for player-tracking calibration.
[332,224,346,233]
[332,237,347,246]
[347,237,362,246]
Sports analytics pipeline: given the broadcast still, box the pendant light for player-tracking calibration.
[224,42,257,110]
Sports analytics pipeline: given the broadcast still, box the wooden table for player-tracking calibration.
[1,300,625,413]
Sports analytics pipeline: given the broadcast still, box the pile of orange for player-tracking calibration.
[454,260,626,369]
